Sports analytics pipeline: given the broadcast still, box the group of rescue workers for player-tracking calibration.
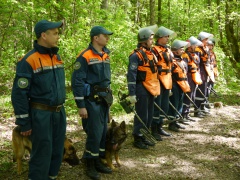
[127,26,219,149]
[11,19,219,180]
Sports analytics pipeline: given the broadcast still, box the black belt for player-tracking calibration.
[177,78,187,81]
[93,85,111,92]
[31,102,63,112]
[161,69,171,73]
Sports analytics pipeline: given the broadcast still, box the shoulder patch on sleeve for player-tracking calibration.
[18,78,29,88]
[130,62,138,70]
[74,62,81,70]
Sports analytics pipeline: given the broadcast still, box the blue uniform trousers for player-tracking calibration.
[206,80,214,98]
[152,82,170,126]
[29,107,66,180]
[168,83,184,120]
[82,99,108,159]
[182,76,197,115]
[133,93,154,136]
[195,65,208,108]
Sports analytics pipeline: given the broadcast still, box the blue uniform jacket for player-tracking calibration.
[11,41,66,131]
[71,43,111,108]
[127,49,150,96]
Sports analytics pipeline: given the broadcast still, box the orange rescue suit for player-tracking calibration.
[195,46,215,82]
[135,48,160,96]
[182,52,202,85]
[152,45,172,89]
[172,58,191,93]
[210,50,219,78]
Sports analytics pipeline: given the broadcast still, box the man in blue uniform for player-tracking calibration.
[71,26,113,180]
[11,20,66,180]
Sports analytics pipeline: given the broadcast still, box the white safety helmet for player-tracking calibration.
[155,26,176,39]
[197,32,213,41]
[138,27,154,43]
[207,37,216,45]
[188,36,203,46]
[171,39,189,51]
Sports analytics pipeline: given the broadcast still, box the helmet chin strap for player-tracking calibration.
[141,42,150,50]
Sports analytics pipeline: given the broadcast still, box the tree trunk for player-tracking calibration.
[150,0,155,25]
[157,0,162,25]
[207,0,213,31]
[218,0,240,77]
[101,0,108,9]
[167,0,170,27]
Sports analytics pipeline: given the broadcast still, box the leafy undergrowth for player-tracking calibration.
[0,104,240,180]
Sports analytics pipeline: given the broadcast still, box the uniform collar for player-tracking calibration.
[155,43,167,49]
[137,44,151,51]
[34,40,59,55]
[174,54,182,61]
[89,43,110,55]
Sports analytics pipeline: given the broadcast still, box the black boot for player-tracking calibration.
[178,118,190,125]
[168,122,179,132]
[194,110,204,118]
[86,159,100,180]
[158,124,171,136]
[175,122,185,129]
[200,104,210,115]
[133,135,148,149]
[95,158,112,174]
[151,123,162,141]
[141,135,156,146]
[205,103,211,109]
[183,113,196,122]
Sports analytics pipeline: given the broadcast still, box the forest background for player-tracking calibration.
[0,0,240,118]
[0,0,240,179]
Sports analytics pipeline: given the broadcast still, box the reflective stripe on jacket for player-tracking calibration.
[11,40,66,131]
[71,43,111,108]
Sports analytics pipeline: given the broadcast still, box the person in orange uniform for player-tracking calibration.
[181,36,203,121]
[151,26,176,140]
[127,27,160,149]
[206,38,219,100]
[168,39,190,132]
[194,32,213,117]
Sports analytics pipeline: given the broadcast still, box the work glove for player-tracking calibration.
[128,95,137,104]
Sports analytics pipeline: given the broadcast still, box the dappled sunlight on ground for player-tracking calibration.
[1,104,240,179]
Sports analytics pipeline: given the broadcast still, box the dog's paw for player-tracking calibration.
[101,158,107,165]
[111,165,118,171]
[116,161,121,167]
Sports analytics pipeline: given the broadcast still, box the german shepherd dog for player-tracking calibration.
[104,120,127,170]
[12,126,80,175]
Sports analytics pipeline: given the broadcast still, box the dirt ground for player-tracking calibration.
[0,104,240,180]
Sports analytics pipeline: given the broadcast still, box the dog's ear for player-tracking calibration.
[111,119,117,127]
[65,138,73,143]
[120,121,126,129]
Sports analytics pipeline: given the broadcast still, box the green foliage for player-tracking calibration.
[0,0,239,117]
